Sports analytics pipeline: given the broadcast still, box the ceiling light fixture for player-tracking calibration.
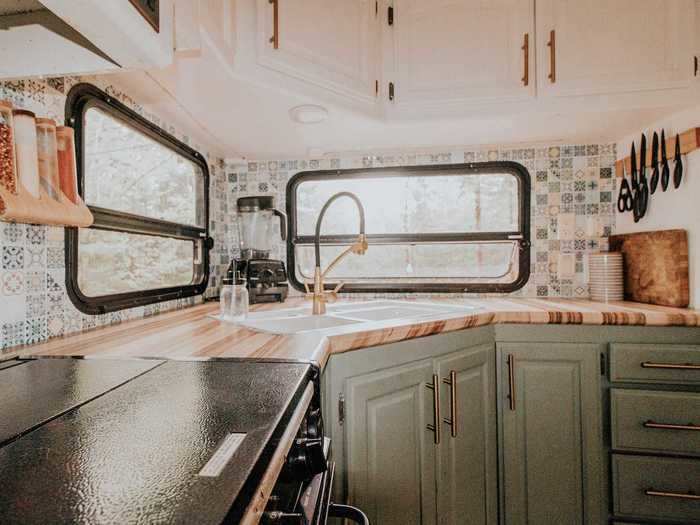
[289,104,329,124]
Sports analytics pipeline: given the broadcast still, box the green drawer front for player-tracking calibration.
[612,454,700,523]
[611,389,700,457]
[610,344,700,385]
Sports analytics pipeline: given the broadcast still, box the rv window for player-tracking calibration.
[65,84,210,314]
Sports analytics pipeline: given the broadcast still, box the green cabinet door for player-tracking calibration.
[345,357,438,525]
[499,343,604,525]
[435,344,498,525]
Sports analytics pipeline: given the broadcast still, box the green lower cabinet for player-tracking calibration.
[498,343,604,525]
[344,343,498,525]
[345,357,438,525]
[435,345,498,525]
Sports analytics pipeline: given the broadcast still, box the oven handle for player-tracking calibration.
[327,503,370,525]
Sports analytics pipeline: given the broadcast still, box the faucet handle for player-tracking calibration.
[326,281,345,303]
[303,280,315,301]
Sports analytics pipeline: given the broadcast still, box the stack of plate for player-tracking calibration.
[588,252,624,302]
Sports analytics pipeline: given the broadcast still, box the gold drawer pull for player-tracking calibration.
[269,0,279,49]
[442,370,457,438]
[546,29,556,83]
[521,33,529,86]
[643,420,700,431]
[426,374,441,445]
[640,361,700,370]
[645,489,700,501]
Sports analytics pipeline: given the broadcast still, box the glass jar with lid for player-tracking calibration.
[0,100,17,195]
[11,109,39,199]
[36,118,61,200]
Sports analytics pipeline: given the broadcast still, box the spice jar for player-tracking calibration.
[36,118,61,201]
[12,109,39,199]
[56,126,78,204]
[0,100,17,195]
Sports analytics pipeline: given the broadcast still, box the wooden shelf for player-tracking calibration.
[615,127,700,178]
[0,181,93,228]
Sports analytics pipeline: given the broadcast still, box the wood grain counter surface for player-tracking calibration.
[13,298,700,370]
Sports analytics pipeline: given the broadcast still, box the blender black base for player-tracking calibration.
[228,258,289,305]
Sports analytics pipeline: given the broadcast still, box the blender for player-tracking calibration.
[227,196,289,304]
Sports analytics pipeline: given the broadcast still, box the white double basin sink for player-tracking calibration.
[231,300,480,335]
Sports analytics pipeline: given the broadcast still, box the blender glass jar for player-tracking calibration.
[236,196,287,260]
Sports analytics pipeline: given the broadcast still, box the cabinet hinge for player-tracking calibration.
[388,81,395,101]
[600,353,606,376]
[387,5,394,26]
[338,393,345,425]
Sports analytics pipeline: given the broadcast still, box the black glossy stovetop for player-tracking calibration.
[0,358,313,524]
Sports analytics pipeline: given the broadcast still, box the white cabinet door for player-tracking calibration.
[256,0,379,100]
[388,0,535,106]
[199,0,237,69]
[536,0,694,97]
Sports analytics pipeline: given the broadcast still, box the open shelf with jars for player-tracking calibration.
[0,100,92,228]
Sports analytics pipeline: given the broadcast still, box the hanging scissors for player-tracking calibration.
[617,162,634,213]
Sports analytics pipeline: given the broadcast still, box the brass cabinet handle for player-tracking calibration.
[442,370,457,438]
[645,489,700,501]
[521,33,529,86]
[546,29,556,83]
[641,361,700,370]
[426,374,441,445]
[507,354,515,411]
[643,420,700,431]
[269,0,279,49]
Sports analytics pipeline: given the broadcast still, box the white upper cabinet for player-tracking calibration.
[40,0,174,70]
[255,0,380,101]
[0,0,174,79]
[199,0,238,69]
[536,0,695,97]
[386,0,535,106]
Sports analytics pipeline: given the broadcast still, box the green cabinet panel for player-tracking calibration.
[612,454,700,523]
[611,388,700,457]
[345,357,437,525]
[435,344,498,525]
[610,343,700,385]
[499,343,604,525]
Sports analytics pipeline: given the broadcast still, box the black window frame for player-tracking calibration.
[64,83,210,315]
[286,162,531,294]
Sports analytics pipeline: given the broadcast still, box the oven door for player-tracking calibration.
[301,460,369,525]
[263,438,369,525]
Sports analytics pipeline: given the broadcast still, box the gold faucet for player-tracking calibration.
[304,192,367,315]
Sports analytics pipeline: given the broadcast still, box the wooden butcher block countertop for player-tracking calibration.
[15,297,700,370]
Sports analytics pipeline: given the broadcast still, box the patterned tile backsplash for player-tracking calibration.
[0,76,228,354]
[225,144,617,300]
[0,76,617,354]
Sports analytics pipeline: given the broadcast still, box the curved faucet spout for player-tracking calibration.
[314,191,366,268]
[309,191,368,315]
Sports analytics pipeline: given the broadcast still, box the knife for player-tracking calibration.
[661,129,670,191]
[639,133,647,185]
[673,133,683,188]
[650,132,659,194]
[630,142,638,191]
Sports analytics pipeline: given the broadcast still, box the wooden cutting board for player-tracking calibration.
[609,229,689,308]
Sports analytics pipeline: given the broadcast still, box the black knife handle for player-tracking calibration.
[650,166,659,194]
[673,134,683,188]
[661,161,670,191]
